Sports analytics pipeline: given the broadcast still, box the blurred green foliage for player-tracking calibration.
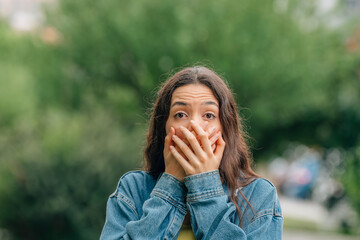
[0,0,359,239]
[342,145,360,225]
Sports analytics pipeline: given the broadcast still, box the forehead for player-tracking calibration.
[171,84,218,104]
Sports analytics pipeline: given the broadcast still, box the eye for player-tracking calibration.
[204,113,216,120]
[174,112,187,119]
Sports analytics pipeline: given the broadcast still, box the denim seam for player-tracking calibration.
[251,209,275,222]
[164,216,175,240]
[162,174,186,189]
[250,212,284,224]
[187,187,225,202]
[274,199,282,217]
[184,170,218,182]
[111,192,138,218]
[187,186,223,194]
[165,210,185,240]
[151,189,187,214]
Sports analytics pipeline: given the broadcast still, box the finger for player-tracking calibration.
[193,121,213,137]
[170,127,176,147]
[175,144,188,161]
[214,131,226,161]
[196,129,211,149]
[190,130,199,149]
[191,121,209,139]
[172,127,185,148]
[190,120,212,154]
[173,127,192,147]
[182,136,191,147]
[170,145,193,173]
[164,130,172,155]
[202,121,209,130]
[209,132,220,145]
[172,127,189,160]
[207,125,217,138]
[179,126,206,161]
[189,122,211,147]
[212,143,216,152]
[172,133,198,163]
[191,129,212,146]
[202,125,216,150]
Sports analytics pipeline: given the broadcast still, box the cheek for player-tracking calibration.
[217,120,223,132]
[165,118,173,134]
[166,121,187,141]
[174,127,186,140]
[209,120,222,133]
[165,119,186,140]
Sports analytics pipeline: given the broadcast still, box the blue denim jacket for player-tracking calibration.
[100,170,283,240]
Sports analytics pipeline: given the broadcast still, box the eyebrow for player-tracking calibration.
[171,101,219,108]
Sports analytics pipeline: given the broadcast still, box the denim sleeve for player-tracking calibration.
[184,170,283,240]
[100,172,187,240]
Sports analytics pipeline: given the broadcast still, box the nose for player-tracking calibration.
[188,117,207,130]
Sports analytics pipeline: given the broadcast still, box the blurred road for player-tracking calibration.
[281,196,360,240]
[280,195,327,226]
[284,229,360,240]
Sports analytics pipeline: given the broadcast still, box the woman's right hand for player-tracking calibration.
[164,127,187,181]
[164,122,220,181]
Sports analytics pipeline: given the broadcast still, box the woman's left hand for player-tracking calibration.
[170,120,226,176]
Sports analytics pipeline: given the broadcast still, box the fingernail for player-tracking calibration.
[170,146,175,150]
[210,126,216,132]
[190,120,195,124]
[172,135,178,139]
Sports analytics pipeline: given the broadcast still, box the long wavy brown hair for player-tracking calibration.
[144,66,259,222]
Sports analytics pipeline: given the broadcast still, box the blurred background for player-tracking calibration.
[0,0,360,239]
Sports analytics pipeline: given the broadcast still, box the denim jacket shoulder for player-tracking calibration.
[235,178,283,232]
[100,170,283,240]
[109,170,157,218]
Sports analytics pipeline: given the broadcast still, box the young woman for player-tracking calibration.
[100,66,283,239]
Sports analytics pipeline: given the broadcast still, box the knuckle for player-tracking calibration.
[179,144,187,152]
[200,153,207,161]
[189,135,197,142]
[193,161,201,169]
[199,132,207,138]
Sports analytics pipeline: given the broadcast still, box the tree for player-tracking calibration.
[0,0,359,238]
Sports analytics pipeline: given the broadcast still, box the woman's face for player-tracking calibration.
[165,84,222,139]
